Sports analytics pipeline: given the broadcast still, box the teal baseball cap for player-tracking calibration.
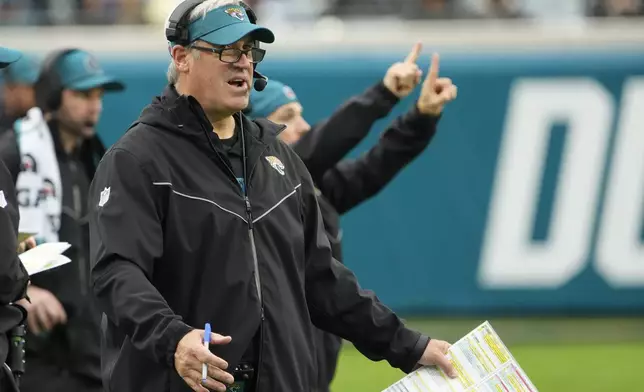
[56,50,124,92]
[247,79,299,119]
[186,4,274,46]
[3,54,40,85]
[0,46,22,68]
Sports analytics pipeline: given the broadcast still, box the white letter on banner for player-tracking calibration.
[478,79,613,289]
[596,77,644,287]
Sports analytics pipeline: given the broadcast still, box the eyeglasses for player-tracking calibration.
[190,45,266,64]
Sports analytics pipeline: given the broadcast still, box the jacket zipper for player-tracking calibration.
[245,193,266,390]
[245,198,262,307]
[198,117,267,387]
[69,161,87,296]
[245,144,271,391]
[205,141,261,310]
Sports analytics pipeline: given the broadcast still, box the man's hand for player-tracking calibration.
[175,329,234,392]
[17,236,36,254]
[418,338,457,378]
[417,53,458,116]
[383,42,423,98]
[21,285,67,334]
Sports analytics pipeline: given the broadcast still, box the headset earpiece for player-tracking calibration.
[238,1,267,90]
[34,48,78,112]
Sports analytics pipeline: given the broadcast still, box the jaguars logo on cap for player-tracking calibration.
[282,85,296,100]
[265,156,285,176]
[84,54,101,74]
[224,7,245,21]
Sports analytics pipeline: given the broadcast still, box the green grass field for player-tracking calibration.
[329,318,644,391]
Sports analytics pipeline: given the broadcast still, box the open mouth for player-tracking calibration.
[227,78,247,89]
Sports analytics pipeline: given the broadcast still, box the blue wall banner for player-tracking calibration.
[96,49,644,315]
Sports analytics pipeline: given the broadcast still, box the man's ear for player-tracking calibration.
[171,45,191,73]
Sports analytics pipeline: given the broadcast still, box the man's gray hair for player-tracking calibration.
[165,0,243,85]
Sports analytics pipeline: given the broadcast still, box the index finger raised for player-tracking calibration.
[426,53,440,86]
[404,42,422,64]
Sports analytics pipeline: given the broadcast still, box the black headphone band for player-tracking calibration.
[244,2,258,24]
[35,48,79,112]
[165,1,258,47]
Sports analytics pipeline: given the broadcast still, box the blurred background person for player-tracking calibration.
[0,46,29,392]
[0,156,28,392]
[0,47,124,392]
[0,54,39,132]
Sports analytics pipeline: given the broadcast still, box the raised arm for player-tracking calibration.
[294,43,427,183]
[319,53,457,214]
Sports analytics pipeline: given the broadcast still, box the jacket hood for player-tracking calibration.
[136,85,285,147]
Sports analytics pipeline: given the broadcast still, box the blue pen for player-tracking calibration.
[202,323,211,382]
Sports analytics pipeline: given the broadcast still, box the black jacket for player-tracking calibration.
[294,82,439,389]
[0,114,19,136]
[0,158,29,368]
[88,86,429,392]
[0,121,106,380]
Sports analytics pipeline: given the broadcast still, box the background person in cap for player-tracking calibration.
[0,45,31,392]
[0,54,40,132]
[88,1,456,391]
[245,43,458,392]
[0,47,124,392]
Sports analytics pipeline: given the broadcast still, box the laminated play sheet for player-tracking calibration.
[19,242,71,276]
[383,321,538,392]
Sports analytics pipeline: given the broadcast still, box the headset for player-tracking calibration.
[34,48,80,112]
[165,0,268,91]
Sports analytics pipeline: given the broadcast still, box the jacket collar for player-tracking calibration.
[159,85,286,146]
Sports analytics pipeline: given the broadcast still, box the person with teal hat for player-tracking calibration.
[0,47,21,69]
[245,80,307,144]
[87,1,456,392]
[0,47,124,392]
[1,54,40,131]
[245,44,459,392]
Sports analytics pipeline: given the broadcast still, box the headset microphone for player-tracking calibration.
[253,70,267,92]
